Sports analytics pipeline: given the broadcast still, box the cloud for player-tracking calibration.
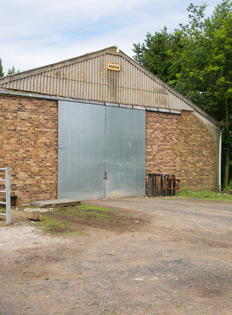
[0,0,219,73]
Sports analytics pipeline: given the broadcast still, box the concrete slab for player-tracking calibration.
[31,199,81,208]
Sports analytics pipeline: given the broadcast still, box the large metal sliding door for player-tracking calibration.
[105,106,145,198]
[58,101,105,199]
[58,101,145,200]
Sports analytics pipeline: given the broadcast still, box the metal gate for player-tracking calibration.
[58,101,145,200]
[0,167,11,224]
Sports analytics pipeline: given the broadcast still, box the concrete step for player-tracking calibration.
[31,199,81,208]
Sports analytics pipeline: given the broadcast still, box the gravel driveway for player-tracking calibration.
[1,197,232,315]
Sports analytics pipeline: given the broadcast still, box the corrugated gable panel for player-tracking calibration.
[0,47,196,112]
[102,53,169,107]
[168,92,192,111]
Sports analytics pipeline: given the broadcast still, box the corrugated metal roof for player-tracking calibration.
[0,46,218,125]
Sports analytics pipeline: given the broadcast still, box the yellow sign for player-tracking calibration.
[107,63,121,71]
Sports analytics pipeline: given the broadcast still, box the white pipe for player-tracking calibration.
[219,129,223,192]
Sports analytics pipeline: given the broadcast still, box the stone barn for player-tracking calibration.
[0,46,219,203]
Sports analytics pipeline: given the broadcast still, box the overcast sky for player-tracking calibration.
[1,0,220,73]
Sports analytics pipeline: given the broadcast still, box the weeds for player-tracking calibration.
[0,207,6,213]
[223,179,232,191]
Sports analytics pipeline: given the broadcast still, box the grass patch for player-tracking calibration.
[79,204,113,212]
[36,204,128,235]
[37,214,70,234]
[52,204,115,222]
[176,189,232,201]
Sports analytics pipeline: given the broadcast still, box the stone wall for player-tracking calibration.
[146,110,218,191]
[0,95,58,202]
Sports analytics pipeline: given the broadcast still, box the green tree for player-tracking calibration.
[133,27,181,84]
[173,0,232,186]
[133,0,232,187]
[0,59,4,77]
[0,61,19,77]
[7,66,20,75]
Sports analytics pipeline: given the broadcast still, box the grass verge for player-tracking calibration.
[176,189,232,201]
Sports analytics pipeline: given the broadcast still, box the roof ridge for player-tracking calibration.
[0,46,118,82]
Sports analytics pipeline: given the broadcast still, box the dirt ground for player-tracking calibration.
[1,197,232,315]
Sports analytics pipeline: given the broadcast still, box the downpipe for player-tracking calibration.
[219,128,224,192]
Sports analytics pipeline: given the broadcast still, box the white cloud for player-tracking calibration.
[0,0,219,73]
